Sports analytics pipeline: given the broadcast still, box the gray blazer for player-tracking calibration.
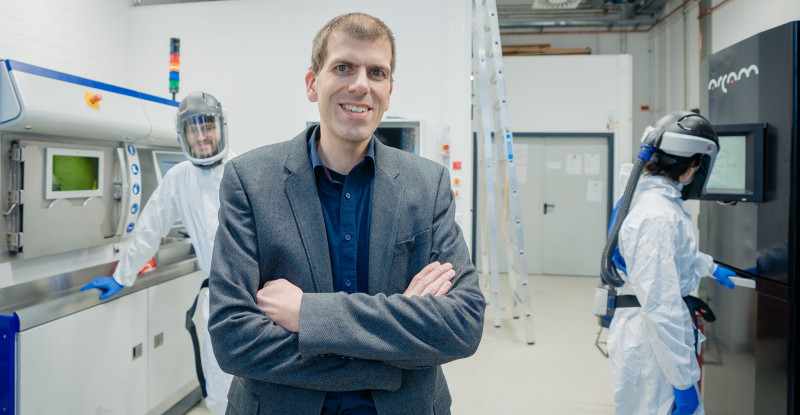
[209,127,485,415]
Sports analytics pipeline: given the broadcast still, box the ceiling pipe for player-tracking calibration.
[501,0,697,35]
[697,0,731,19]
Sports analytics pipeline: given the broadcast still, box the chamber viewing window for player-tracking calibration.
[45,148,104,199]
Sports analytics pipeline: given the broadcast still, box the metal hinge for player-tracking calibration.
[8,189,22,205]
[7,232,22,252]
[2,191,22,217]
[8,146,23,162]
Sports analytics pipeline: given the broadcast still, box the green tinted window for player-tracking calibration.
[52,155,99,191]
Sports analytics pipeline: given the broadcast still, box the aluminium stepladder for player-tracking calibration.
[472,0,535,344]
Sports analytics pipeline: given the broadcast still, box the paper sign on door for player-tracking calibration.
[566,154,582,175]
[587,180,603,202]
[584,153,601,175]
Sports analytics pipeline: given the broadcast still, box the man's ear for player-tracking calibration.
[384,83,393,112]
[305,70,318,102]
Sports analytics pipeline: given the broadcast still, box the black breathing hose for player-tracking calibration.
[600,157,648,287]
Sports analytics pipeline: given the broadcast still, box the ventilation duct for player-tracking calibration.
[531,0,582,9]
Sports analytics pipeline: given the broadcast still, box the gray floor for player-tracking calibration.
[187,275,614,414]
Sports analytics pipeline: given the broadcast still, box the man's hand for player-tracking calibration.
[403,261,456,297]
[257,279,303,332]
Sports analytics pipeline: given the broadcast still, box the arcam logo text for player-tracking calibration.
[708,64,759,93]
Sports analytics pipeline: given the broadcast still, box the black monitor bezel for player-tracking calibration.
[700,123,766,203]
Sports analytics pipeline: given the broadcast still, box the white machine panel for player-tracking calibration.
[17,290,149,415]
[141,99,180,147]
[147,271,205,413]
[0,60,178,144]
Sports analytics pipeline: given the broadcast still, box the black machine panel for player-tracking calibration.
[700,21,798,415]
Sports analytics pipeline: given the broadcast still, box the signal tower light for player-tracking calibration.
[169,38,180,101]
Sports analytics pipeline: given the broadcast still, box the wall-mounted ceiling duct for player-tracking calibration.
[133,0,225,6]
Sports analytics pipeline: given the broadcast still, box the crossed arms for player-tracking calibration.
[258,261,457,332]
[208,157,485,392]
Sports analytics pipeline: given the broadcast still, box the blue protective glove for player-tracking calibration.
[712,265,736,289]
[81,276,124,300]
[672,385,699,415]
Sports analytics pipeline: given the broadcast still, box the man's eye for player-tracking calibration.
[371,70,384,77]
[336,65,347,72]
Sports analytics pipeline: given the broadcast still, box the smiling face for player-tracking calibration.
[305,32,393,149]
[185,120,219,158]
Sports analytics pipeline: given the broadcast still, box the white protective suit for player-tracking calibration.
[607,174,715,415]
[112,152,235,415]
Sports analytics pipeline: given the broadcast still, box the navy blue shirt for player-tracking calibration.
[308,127,377,414]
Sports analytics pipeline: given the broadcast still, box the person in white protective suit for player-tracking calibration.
[605,111,736,415]
[81,91,234,415]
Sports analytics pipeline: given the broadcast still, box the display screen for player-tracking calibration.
[375,127,418,154]
[153,151,186,183]
[699,123,765,203]
[707,134,747,191]
[159,160,181,178]
[51,155,100,192]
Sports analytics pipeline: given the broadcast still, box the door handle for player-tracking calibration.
[543,203,555,214]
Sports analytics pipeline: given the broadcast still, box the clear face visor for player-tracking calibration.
[179,115,225,160]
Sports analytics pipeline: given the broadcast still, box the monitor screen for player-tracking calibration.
[375,127,418,154]
[152,151,187,183]
[707,134,747,191]
[159,160,181,177]
[700,123,765,203]
[306,120,420,154]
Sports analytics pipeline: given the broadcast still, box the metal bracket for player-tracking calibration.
[154,332,164,349]
[112,182,122,200]
[132,343,143,360]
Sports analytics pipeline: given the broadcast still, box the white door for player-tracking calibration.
[477,134,610,277]
[540,136,609,276]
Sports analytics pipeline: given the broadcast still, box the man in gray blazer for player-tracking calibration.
[209,12,485,415]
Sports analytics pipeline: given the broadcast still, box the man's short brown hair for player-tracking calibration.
[310,13,396,82]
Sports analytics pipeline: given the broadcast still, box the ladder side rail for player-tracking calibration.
[483,0,536,344]
[472,0,503,328]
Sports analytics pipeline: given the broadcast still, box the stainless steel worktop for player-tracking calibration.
[0,239,199,331]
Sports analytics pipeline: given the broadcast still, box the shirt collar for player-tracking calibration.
[307,125,376,176]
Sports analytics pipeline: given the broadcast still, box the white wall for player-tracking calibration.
[0,0,475,248]
[126,0,473,242]
[0,0,131,85]
[710,0,800,53]
[503,55,633,197]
